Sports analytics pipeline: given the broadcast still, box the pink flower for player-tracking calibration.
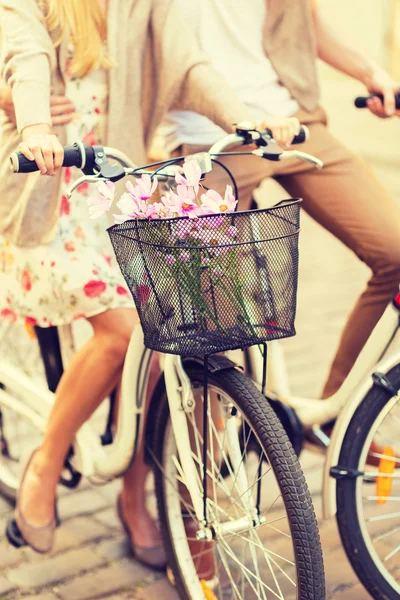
[200,214,225,229]
[165,254,176,266]
[135,284,151,305]
[201,185,237,214]
[179,251,190,263]
[88,180,115,219]
[213,268,224,278]
[175,160,202,194]
[117,193,146,219]
[1,308,17,323]
[226,226,238,238]
[83,280,107,298]
[127,174,158,202]
[168,186,198,218]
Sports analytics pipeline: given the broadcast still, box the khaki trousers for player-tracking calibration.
[179,108,400,397]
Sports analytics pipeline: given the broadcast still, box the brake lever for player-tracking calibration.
[252,147,323,169]
[66,161,130,198]
[280,150,324,169]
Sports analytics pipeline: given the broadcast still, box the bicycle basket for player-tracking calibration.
[108,199,301,356]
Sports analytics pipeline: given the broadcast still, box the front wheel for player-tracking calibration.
[336,364,400,600]
[152,363,325,600]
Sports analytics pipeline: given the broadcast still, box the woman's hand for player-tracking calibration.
[363,64,400,118]
[19,124,64,176]
[0,83,76,127]
[257,116,301,148]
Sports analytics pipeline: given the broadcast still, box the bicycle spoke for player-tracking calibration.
[383,544,400,562]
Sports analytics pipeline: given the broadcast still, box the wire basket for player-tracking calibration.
[108,200,301,356]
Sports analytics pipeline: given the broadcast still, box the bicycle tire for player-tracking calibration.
[336,363,400,600]
[152,363,325,600]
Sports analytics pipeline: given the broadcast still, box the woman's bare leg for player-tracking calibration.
[120,353,163,548]
[18,308,138,526]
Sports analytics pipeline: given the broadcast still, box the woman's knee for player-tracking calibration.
[89,308,138,362]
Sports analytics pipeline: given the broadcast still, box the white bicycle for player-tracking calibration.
[0,125,326,600]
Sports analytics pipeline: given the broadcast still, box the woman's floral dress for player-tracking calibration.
[0,55,134,328]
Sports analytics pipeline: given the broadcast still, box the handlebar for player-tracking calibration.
[10,142,90,174]
[10,123,312,175]
[355,93,400,109]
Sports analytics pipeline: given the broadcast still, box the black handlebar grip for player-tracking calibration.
[10,143,85,173]
[354,93,400,109]
[265,125,309,145]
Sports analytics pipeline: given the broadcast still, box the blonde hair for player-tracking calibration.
[46,0,113,78]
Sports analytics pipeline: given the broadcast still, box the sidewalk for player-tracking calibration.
[0,73,398,599]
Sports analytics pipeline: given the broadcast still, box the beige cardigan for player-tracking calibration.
[0,0,252,246]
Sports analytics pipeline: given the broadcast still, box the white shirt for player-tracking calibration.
[163,0,299,150]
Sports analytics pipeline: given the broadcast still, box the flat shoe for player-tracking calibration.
[10,449,57,554]
[116,494,167,571]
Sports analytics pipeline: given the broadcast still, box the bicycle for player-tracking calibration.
[198,99,400,600]
[0,124,326,600]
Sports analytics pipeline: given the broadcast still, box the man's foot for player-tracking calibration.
[117,493,167,570]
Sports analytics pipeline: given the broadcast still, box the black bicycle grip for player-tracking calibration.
[354,93,400,109]
[10,142,85,173]
[265,124,309,145]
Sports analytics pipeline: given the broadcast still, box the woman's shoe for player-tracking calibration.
[8,449,57,554]
[116,494,167,571]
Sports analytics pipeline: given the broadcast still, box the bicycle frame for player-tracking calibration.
[2,138,399,529]
[245,301,400,519]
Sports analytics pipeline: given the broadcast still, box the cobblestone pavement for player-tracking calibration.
[0,75,399,599]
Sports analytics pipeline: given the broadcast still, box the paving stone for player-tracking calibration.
[92,507,123,532]
[7,547,106,589]
[94,535,131,562]
[58,489,111,521]
[329,583,372,600]
[135,577,179,600]
[324,546,360,594]
[58,558,152,600]
[319,518,343,553]
[21,594,59,600]
[0,539,26,569]
[50,516,111,555]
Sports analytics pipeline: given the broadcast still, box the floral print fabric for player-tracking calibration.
[0,63,133,327]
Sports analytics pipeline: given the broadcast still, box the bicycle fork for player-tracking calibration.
[164,355,265,540]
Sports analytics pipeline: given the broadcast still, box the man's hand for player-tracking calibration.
[0,83,76,127]
[257,116,301,148]
[363,64,400,118]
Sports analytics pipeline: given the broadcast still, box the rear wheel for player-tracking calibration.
[336,364,400,600]
[152,364,325,600]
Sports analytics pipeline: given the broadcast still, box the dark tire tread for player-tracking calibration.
[337,364,400,600]
[153,365,325,599]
